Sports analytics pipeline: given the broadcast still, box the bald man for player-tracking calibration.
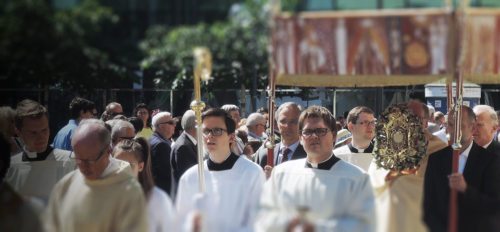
[45,119,147,232]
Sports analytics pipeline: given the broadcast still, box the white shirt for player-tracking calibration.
[458,142,473,174]
[147,187,174,232]
[185,132,198,146]
[176,156,265,232]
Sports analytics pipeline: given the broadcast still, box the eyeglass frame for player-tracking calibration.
[69,145,109,165]
[356,120,377,127]
[158,120,176,126]
[202,127,228,137]
[300,128,330,137]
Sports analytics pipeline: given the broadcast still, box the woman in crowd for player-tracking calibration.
[113,137,174,232]
[134,103,153,139]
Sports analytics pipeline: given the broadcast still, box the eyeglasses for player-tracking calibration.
[158,121,175,126]
[357,120,377,127]
[109,112,124,118]
[202,127,227,136]
[70,145,108,165]
[119,136,135,140]
[300,128,330,137]
[137,111,149,115]
[279,119,298,126]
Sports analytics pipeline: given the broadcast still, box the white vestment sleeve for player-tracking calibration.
[314,174,375,232]
[235,169,266,232]
[255,170,295,232]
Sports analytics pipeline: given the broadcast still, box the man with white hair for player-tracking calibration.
[221,104,241,126]
[473,105,500,156]
[427,104,440,133]
[150,111,176,195]
[110,120,135,148]
[246,112,267,143]
[171,110,198,188]
[45,119,147,232]
[221,104,245,155]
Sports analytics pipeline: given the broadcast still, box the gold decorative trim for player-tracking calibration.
[373,104,427,171]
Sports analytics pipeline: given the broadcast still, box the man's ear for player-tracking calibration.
[347,122,354,132]
[229,133,236,143]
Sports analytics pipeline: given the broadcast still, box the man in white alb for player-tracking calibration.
[256,105,375,232]
[333,106,376,171]
[176,108,265,232]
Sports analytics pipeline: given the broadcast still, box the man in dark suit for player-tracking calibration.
[254,102,306,171]
[171,110,198,188]
[424,105,500,232]
[473,105,500,156]
[149,111,176,196]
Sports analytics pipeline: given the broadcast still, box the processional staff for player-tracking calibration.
[447,0,468,231]
[265,74,277,167]
[191,47,212,193]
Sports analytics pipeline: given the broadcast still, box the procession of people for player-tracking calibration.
[1,96,499,232]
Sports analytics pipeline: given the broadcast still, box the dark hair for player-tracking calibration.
[133,103,151,127]
[113,137,155,198]
[127,117,144,134]
[347,106,374,124]
[0,135,11,181]
[201,108,236,134]
[15,99,48,129]
[257,107,269,114]
[299,106,337,135]
[69,97,96,119]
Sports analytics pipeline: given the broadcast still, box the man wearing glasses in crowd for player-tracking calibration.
[176,108,265,232]
[45,119,147,232]
[334,106,376,155]
[150,111,176,196]
[256,105,375,231]
[100,102,124,121]
[110,120,136,148]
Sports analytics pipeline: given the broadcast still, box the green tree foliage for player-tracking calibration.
[139,0,270,91]
[0,0,130,91]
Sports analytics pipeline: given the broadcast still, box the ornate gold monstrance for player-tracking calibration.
[373,104,427,172]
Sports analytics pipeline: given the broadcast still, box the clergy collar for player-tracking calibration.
[22,146,54,161]
[348,141,373,153]
[305,153,340,170]
[483,139,493,149]
[207,152,239,171]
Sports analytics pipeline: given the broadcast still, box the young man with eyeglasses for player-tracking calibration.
[6,99,75,205]
[334,106,376,155]
[52,97,97,151]
[45,119,147,232]
[176,108,265,232]
[256,105,375,232]
[150,111,176,196]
